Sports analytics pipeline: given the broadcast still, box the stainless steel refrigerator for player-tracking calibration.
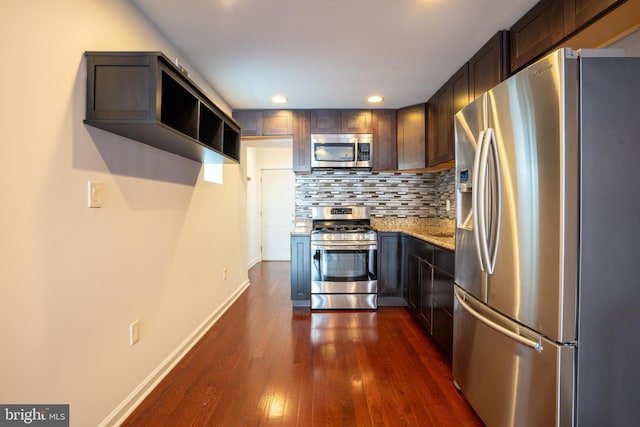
[453,48,640,427]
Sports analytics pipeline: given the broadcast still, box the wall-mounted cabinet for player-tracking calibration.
[510,0,626,73]
[396,103,427,170]
[371,109,397,171]
[310,109,373,133]
[427,64,468,168]
[292,110,312,173]
[232,109,293,137]
[84,52,240,163]
[469,31,509,101]
[563,0,624,34]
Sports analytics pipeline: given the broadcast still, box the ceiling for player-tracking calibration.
[131,0,539,110]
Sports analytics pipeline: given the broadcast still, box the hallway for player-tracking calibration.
[123,262,483,426]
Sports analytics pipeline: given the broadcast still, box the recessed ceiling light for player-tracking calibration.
[271,95,288,104]
[368,95,384,104]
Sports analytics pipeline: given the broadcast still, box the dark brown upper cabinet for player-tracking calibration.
[84,51,240,164]
[396,104,426,170]
[341,110,373,133]
[310,109,372,133]
[428,64,469,168]
[233,110,262,136]
[372,109,397,171]
[469,31,509,100]
[509,0,565,73]
[233,110,293,137]
[292,110,312,173]
[262,110,293,135]
[563,0,625,35]
[510,0,626,73]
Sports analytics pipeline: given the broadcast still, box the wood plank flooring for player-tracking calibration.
[122,262,483,426]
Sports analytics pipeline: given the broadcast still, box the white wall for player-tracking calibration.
[245,140,293,267]
[0,1,247,425]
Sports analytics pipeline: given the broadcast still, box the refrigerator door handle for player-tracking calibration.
[486,128,502,274]
[455,288,544,352]
[472,130,487,271]
[476,129,493,273]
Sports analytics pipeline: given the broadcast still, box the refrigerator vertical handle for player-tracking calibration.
[472,130,486,271]
[486,128,502,275]
[476,130,493,273]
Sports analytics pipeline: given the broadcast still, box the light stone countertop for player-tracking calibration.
[371,218,455,251]
[291,217,455,251]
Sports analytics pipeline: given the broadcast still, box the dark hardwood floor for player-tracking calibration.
[122,262,483,426]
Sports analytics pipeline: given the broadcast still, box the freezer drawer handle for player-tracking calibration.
[455,289,543,352]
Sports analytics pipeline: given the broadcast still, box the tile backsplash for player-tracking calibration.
[295,168,455,219]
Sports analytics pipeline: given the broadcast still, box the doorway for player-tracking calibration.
[261,168,295,260]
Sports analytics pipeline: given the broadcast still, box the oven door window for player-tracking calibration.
[312,248,377,282]
[313,143,355,162]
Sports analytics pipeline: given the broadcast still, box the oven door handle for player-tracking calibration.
[311,242,377,251]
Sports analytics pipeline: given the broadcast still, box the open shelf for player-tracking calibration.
[160,71,198,140]
[198,103,223,152]
[84,51,241,164]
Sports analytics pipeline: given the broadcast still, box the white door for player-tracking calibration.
[261,169,295,260]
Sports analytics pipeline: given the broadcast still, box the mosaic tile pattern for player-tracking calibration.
[295,168,455,219]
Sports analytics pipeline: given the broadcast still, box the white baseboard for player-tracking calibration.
[247,256,261,269]
[99,279,251,426]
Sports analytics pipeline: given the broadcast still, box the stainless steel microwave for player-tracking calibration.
[311,134,373,169]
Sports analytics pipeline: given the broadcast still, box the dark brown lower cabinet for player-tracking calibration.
[404,236,454,357]
[290,235,311,306]
[377,233,405,306]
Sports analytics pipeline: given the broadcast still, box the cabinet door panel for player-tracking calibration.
[564,0,622,34]
[293,110,311,173]
[432,302,453,357]
[233,110,262,136]
[290,236,311,300]
[341,110,373,133]
[407,254,421,311]
[372,109,397,171]
[419,260,433,333]
[262,110,293,135]
[469,31,508,100]
[378,233,403,297]
[397,104,426,170]
[509,0,564,73]
[310,109,341,133]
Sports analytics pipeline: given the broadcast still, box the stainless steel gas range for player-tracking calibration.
[310,206,377,310]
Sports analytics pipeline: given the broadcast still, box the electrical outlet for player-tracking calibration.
[129,320,140,346]
[223,268,228,281]
[446,199,451,212]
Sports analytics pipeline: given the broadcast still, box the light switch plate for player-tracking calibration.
[88,181,101,208]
